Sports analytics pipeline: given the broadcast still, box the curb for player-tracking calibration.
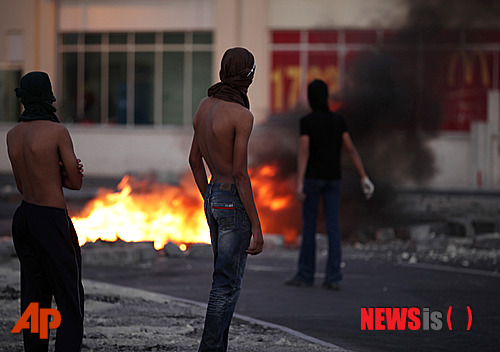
[83,279,351,351]
[1,264,351,351]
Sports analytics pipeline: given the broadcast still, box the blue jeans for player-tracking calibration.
[199,183,252,352]
[296,178,343,285]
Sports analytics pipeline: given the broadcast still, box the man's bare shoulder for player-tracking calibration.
[7,122,24,135]
[193,97,213,125]
[6,124,19,140]
[215,99,254,124]
[195,97,217,114]
[6,123,26,145]
[34,120,68,135]
[195,97,253,125]
[40,120,67,130]
[7,121,68,146]
[230,104,253,128]
[50,121,69,136]
[9,120,66,131]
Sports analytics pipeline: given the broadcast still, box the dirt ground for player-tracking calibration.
[0,262,347,352]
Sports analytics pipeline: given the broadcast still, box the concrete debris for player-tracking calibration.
[374,227,396,243]
[351,238,500,272]
[473,233,500,250]
[262,234,285,249]
[82,240,157,267]
[163,242,186,258]
[187,243,213,259]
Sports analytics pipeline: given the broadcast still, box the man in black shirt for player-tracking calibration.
[286,79,374,290]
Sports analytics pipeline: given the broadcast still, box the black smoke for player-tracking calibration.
[406,0,500,28]
[249,1,497,241]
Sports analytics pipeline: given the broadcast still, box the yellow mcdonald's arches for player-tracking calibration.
[447,51,491,88]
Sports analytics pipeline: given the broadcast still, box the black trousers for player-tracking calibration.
[12,201,84,352]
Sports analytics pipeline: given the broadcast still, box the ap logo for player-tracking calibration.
[11,302,61,339]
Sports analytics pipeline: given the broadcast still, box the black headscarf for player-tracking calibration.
[308,79,330,113]
[207,47,255,109]
[14,71,60,123]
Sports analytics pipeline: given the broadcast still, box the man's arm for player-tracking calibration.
[342,132,374,199]
[342,132,367,179]
[6,132,23,195]
[232,111,264,255]
[57,127,83,190]
[12,170,23,195]
[296,135,309,201]
[189,135,208,198]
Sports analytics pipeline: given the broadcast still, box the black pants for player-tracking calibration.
[12,201,84,352]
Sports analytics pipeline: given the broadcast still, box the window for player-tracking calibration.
[0,69,21,122]
[59,32,213,126]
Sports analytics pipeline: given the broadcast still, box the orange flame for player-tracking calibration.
[72,173,208,250]
[72,163,301,250]
[249,163,301,244]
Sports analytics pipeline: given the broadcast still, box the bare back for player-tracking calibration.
[192,97,253,183]
[6,120,82,209]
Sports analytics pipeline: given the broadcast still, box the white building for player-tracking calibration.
[1,0,499,189]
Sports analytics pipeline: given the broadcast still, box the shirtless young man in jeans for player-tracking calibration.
[189,47,264,352]
[7,72,84,352]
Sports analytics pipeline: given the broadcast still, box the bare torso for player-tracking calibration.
[7,120,81,209]
[189,95,263,254]
[193,97,252,184]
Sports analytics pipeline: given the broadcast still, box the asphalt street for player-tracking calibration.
[1,176,499,352]
[82,244,500,352]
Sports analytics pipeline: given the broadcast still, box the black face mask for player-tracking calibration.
[308,79,330,113]
[14,71,60,123]
[207,47,255,109]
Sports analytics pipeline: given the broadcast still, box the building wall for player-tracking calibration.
[1,0,499,190]
[269,0,408,29]
[58,0,215,32]
[0,0,57,79]
[69,125,193,181]
[426,133,471,189]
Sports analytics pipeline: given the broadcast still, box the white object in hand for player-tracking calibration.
[361,177,374,199]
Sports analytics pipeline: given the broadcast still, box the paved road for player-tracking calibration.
[2,177,499,351]
[83,245,500,352]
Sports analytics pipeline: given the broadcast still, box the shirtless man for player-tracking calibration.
[189,47,264,352]
[7,71,84,352]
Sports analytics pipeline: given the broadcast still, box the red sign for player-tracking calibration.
[271,29,500,131]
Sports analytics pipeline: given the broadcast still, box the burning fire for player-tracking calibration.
[72,163,300,250]
[249,163,301,244]
[72,173,208,250]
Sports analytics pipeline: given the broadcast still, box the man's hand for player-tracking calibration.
[76,158,84,177]
[246,227,264,255]
[59,158,84,177]
[361,177,374,199]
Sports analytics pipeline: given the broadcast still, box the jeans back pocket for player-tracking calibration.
[211,203,236,231]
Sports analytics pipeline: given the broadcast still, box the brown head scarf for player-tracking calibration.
[207,47,255,109]
[14,71,60,123]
